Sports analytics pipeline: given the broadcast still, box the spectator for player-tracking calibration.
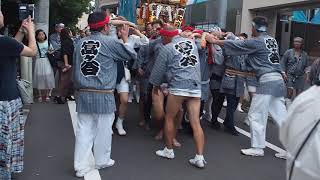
[0,14,36,180]
[49,23,65,74]
[54,28,74,104]
[49,23,65,50]
[79,30,86,38]
[85,29,91,37]
[309,58,320,86]
[281,37,308,107]
[33,29,56,102]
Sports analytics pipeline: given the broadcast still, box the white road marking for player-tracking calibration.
[217,118,286,154]
[68,101,102,180]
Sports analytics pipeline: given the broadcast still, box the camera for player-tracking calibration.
[19,4,35,21]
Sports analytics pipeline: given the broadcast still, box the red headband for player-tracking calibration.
[182,26,194,32]
[89,16,110,29]
[159,29,179,37]
[193,30,204,35]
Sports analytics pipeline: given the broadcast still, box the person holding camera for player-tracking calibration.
[33,29,55,102]
[0,13,36,179]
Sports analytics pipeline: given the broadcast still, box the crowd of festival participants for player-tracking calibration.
[70,11,320,177]
[1,9,320,179]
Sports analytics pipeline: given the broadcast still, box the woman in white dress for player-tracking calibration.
[33,29,55,102]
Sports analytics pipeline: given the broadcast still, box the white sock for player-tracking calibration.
[117,117,124,124]
[195,154,204,160]
[165,147,174,152]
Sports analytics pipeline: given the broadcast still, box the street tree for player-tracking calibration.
[49,0,92,32]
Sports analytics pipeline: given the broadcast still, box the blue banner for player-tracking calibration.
[187,0,208,5]
[292,11,308,23]
[118,0,136,23]
[311,9,320,24]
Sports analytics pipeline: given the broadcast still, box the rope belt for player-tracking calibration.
[225,68,256,78]
[201,79,210,85]
[78,89,114,94]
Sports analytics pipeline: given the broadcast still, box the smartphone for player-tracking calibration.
[28,4,35,20]
[19,4,34,21]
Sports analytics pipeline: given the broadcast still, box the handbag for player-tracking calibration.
[221,74,236,89]
[17,79,33,104]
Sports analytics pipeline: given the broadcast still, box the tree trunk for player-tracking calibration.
[34,0,50,35]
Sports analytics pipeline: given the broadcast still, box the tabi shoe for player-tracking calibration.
[241,148,264,157]
[243,118,250,126]
[156,147,175,159]
[211,120,221,130]
[96,159,115,170]
[116,119,127,136]
[189,155,207,169]
[224,127,240,136]
[75,168,91,178]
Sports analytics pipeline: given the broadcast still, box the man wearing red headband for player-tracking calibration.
[73,12,137,177]
[182,26,194,32]
[149,25,206,168]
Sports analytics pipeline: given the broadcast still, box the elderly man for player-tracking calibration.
[73,12,136,177]
[49,23,65,50]
[150,25,206,168]
[206,16,287,158]
[281,37,308,106]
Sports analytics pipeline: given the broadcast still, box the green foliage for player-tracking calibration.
[49,0,91,31]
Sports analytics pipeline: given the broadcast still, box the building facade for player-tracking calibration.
[185,0,243,33]
[96,0,119,13]
[241,0,320,56]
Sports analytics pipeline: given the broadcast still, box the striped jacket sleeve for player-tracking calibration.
[149,47,169,86]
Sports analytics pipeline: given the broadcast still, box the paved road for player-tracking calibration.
[16,101,286,180]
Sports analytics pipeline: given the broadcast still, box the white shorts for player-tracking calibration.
[169,88,201,98]
[247,85,257,93]
[116,78,129,93]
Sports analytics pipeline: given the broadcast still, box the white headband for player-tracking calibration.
[252,22,267,32]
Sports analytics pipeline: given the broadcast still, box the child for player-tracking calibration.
[33,29,55,102]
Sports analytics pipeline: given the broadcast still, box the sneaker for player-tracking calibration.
[203,112,212,123]
[237,104,244,113]
[45,97,50,102]
[156,147,175,159]
[128,93,133,103]
[223,100,227,107]
[96,159,115,170]
[75,168,91,178]
[189,155,207,169]
[275,152,287,160]
[135,93,140,103]
[241,148,264,157]
[116,119,127,136]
